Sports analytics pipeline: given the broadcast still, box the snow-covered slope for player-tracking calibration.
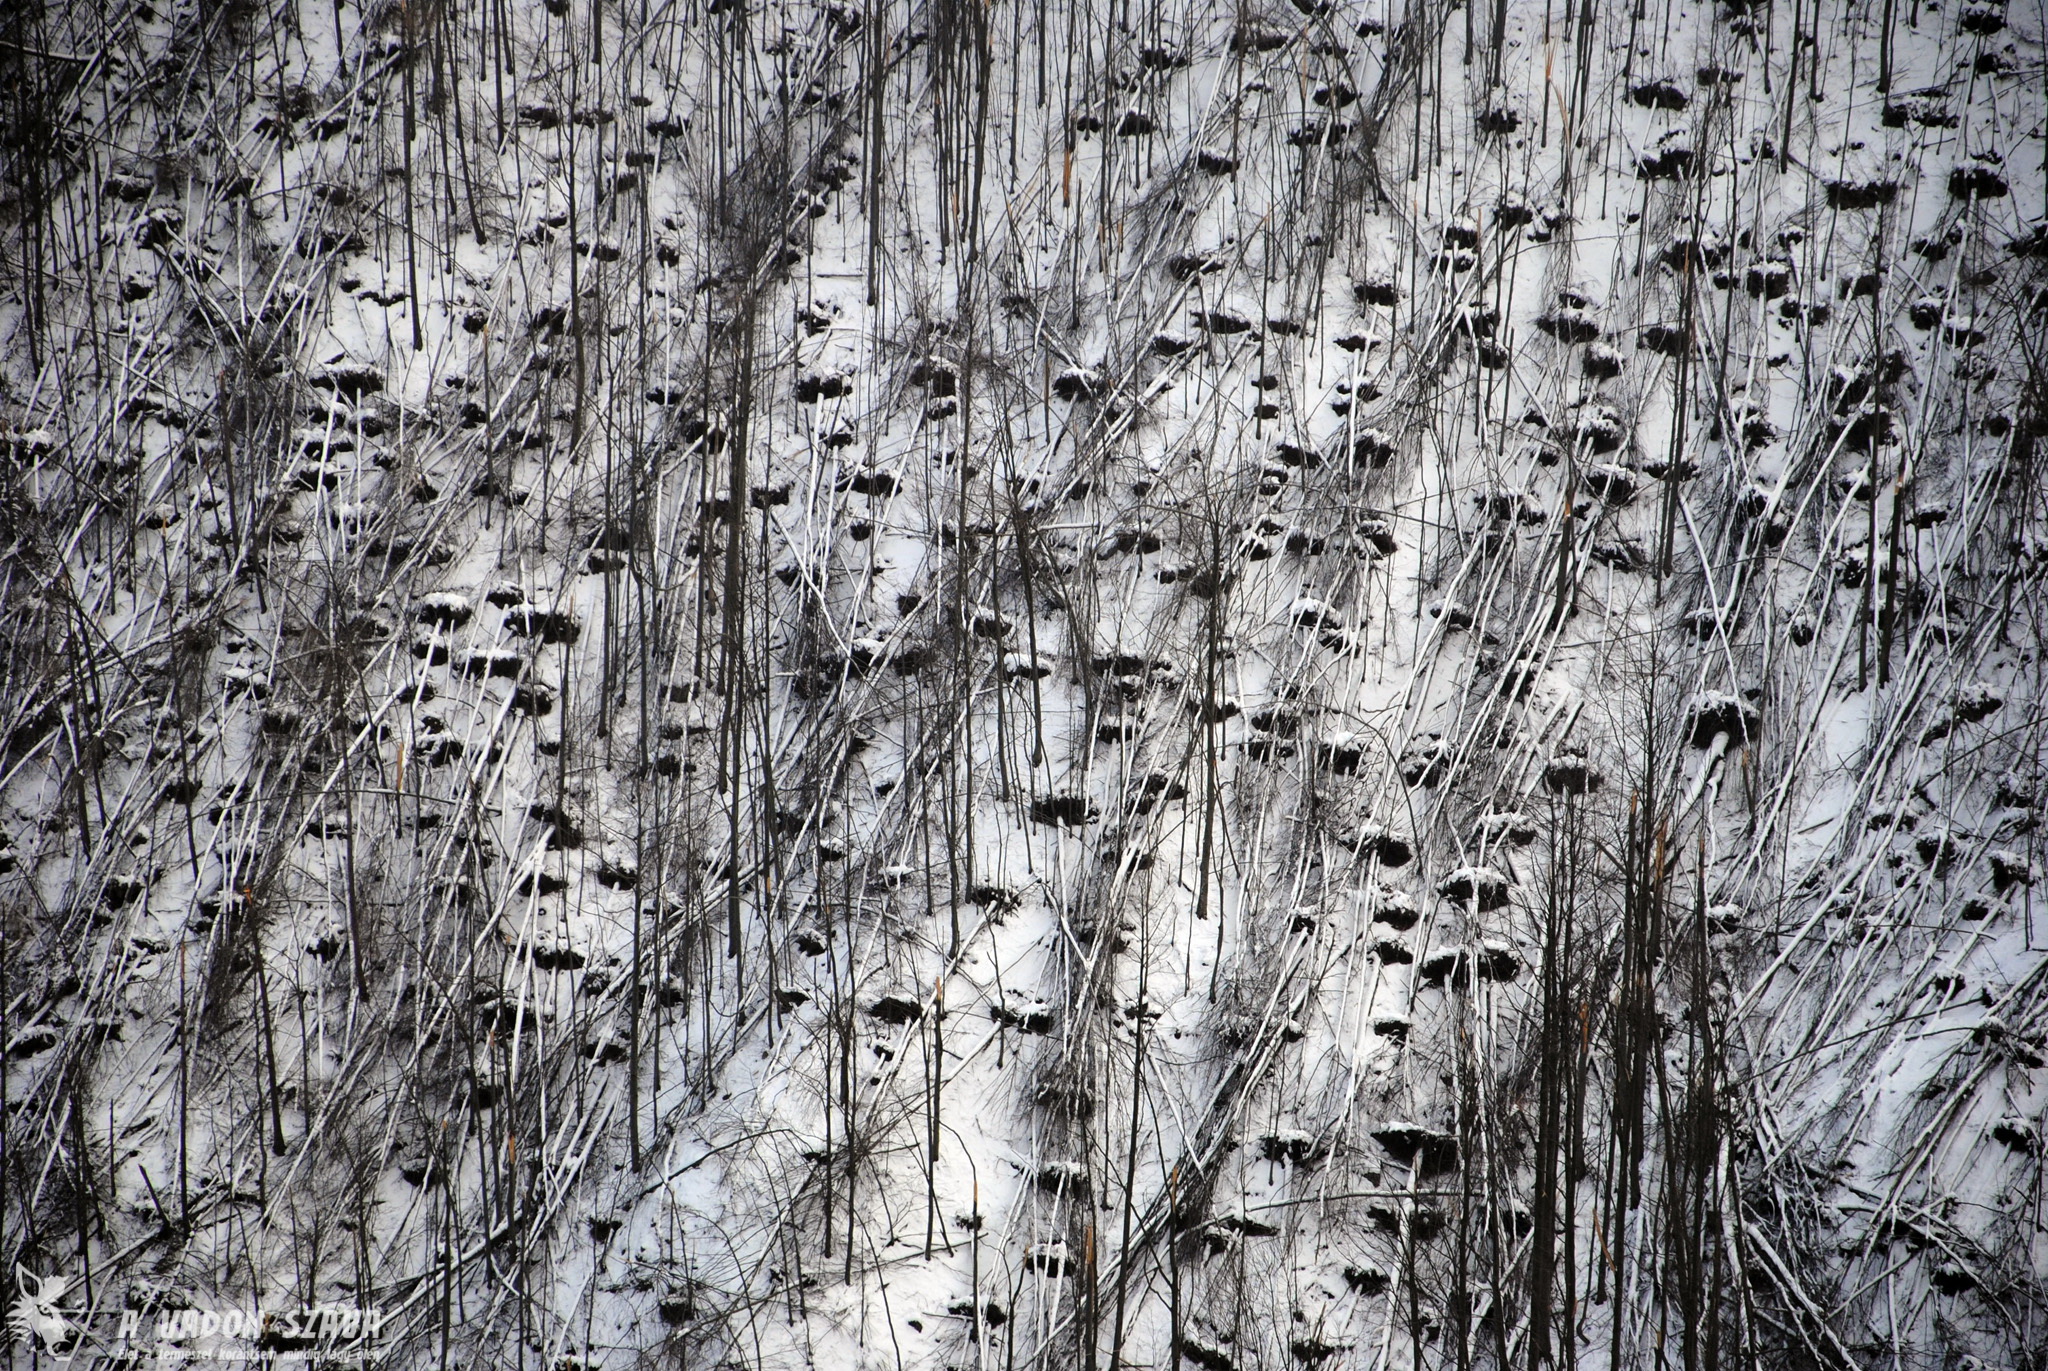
[3,0,2045,1366]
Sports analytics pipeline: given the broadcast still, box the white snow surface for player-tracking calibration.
[1,0,2045,1368]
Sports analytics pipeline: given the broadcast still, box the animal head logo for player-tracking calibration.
[8,1265,78,1359]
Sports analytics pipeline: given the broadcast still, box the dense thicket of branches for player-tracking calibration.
[3,0,2045,1367]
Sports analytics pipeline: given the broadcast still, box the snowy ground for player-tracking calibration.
[2,0,2045,1366]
